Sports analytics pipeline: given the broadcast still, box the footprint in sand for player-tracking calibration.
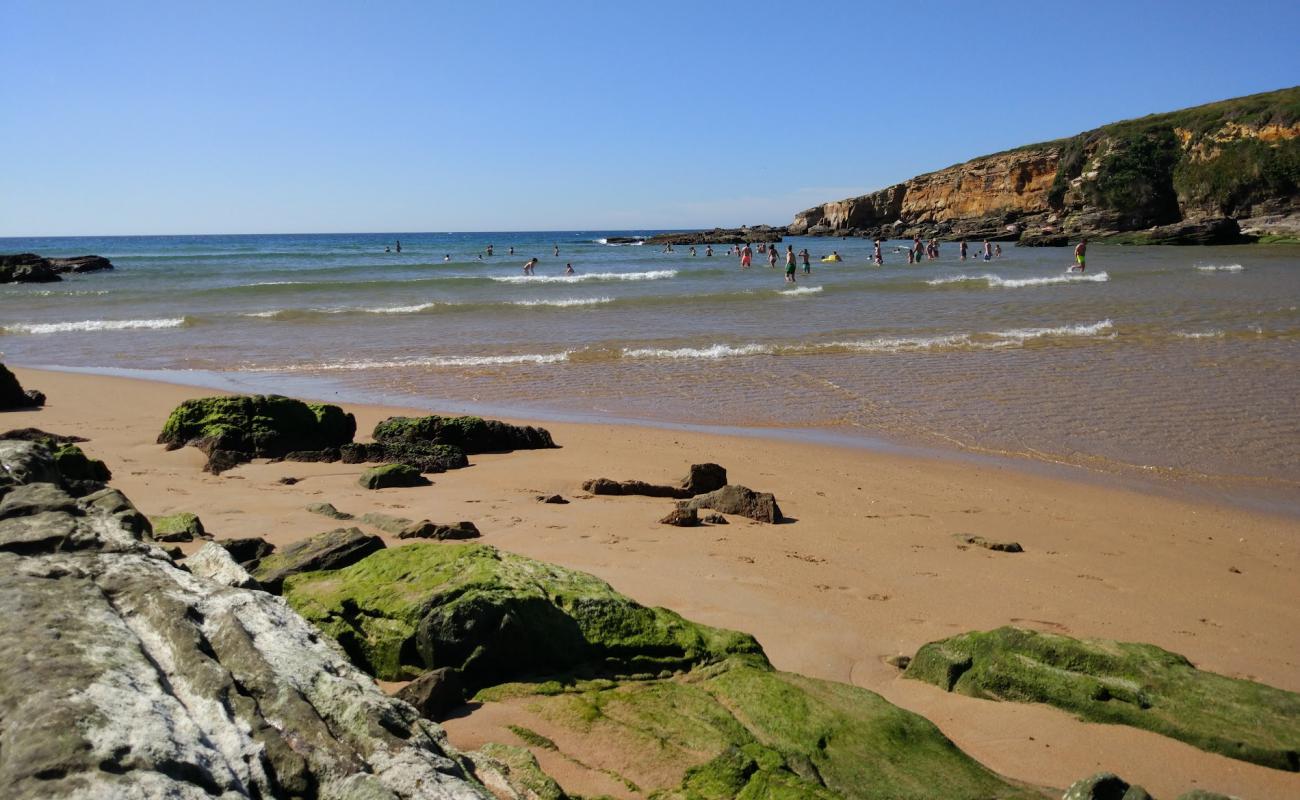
[737,555,754,564]
[785,551,826,564]
[867,593,890,602]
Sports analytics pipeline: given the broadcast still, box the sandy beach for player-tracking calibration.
[7,365,1298,798]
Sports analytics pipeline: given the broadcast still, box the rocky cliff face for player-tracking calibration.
[791,86,1300,244]
[0,438,490,800]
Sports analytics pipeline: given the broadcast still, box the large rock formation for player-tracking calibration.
[0,364,45,410]
[342,414,556,474]
[0,437,490,799]
[905,626,1300,771]
[0,253,113,283]
[791,86,1300,244]
[646,226,787,245]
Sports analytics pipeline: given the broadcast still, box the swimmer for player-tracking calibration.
[396,240,401,253]
[385,246,391,253]
[553,245,559,257]
[564,262,574,275]
[486,244,493,257]
[706,245,714,257]
[509,246,514,255]
[444,254,450,262]
[800,248,810,274]
[873,239,883,265]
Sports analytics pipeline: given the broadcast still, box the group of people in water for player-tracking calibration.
[383,235,1091,277]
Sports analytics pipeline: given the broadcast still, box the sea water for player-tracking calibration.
[2,232,1297,512]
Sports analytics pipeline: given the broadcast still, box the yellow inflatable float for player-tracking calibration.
[820,253,842,263]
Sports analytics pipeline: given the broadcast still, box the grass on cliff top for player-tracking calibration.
[905,626,1300,772]
[283,543,763,682]
[478,658,1041,800]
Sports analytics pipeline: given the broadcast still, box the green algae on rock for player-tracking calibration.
[148,511,205,542]
[475,659,1041,800]
[283,543,762,685]
[157,395,356,473]
[252,527,385,593]
[905,626,1300,771]
[358,463,430,489]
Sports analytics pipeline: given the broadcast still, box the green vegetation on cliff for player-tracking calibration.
[905,627,1300,771]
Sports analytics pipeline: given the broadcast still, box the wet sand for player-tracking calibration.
[8,366,1299,798]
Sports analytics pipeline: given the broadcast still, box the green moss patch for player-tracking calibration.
[157,395,356,472]
[283,543,762,684]
[149,512,205,542]
[905,627,1300,771]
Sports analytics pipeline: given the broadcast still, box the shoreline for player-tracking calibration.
[15,361,1300,521]
[6,365,1299,798]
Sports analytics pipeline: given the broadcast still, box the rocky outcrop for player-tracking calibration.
[905,626,1300,771]
[0,253,113,283]
[646,226,786,245]
[0,437,489,799]
[360,463,431,489]
[150,511,206,542]
[582,477,691,498]
[396,520,481,540]
[158,395,357,474]
[251,526,386,593]
[791,86,1300,244]
[0,365,45,410]
[343,414,555,474]
[683,484,784,524]
[284,542,764,687]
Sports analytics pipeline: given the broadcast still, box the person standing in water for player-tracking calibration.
[690,246,696,256]
[785,245,797,282]
[959,240,968,261]
[706,244,713,257]
[523,257,538,275]
[553,245,559,257]
[873,239,883,265]
[1073,238,1087,272]
[983,240,992,261]
[800,247,811,274]
[565,262,575,275]
[395,240,402,253]
[486,244,493,257]
[994,243,1002,258]
[509,246,514,256]
[740,243,753,269]
[767,246,778,269]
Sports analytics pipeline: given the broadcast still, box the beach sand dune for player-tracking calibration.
[8,366,1299,798]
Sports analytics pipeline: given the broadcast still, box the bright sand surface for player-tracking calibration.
[8,366,1299,798]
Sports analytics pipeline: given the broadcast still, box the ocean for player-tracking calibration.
[2,231,1298,512]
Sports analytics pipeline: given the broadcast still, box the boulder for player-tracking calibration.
[581,477,691,499]
[684,484,784,524]
[0,439,62,487]
[251,527,385,593]
[905,627,1300,771]
[646,227,786,245]
[149,511,206,542]
[681,462,727,495]
[0,462,489,799]
[306,501,354,520]
[1062,773,1153,800]
[0,253,61,283]
[536,494,568,504]
[186,541,260,589]
[157,394,356,474]
[46,254,113,273]
[464,743,568,800]
[659,507,699,527]
[359,463,431,489]
[396,667,467,721]
[216,536,274,567]
[283,543,764,686]
[397,520,481,540]
[359,511,415,534]
[0,365,45,410]
[50,443,111,485]
[349,415,554,474]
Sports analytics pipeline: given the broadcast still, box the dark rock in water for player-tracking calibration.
[659,506,699,527]
[397,667,467,721]
[1017,230,1070,247]
[397,520,481,540]
[0,365,45,410]
[216,536,275,567]
[961,535,1023,553]
[149,512,205,542]
[1062,773,1152,800]
[581,477,691,499]
[906,626,1300,771]
[681,463,727,495]
[251,527,385,593]
[0,253,61,283]
[685,484,784,524]
[307,501,354,520]
[701,513,729,525]
[0,449,489,799]
[284,542,764,687]
[359,511,414,534]
[46,254,113,273]
[359,463,430,489]
[536,494,569,504]
[157,394,356,474]
[1112,217,1246,245]
[646,226,786,245]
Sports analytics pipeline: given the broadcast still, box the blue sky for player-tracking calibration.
[3,0,1297,235]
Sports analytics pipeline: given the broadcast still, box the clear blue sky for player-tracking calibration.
[3,0,1297,235]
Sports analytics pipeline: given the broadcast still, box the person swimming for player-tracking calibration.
[565,262,574,275]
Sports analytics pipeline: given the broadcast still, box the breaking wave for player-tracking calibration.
[490,270,676,284]
[1196,264,1244,273]
[1,318,189,335]
[926,271,1110,288]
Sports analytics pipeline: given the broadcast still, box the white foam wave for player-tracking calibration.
[927,271,1110,288]
[622,343,774,360]
[510,297,614,307]
[246,280,302,286]
[491,270,676,284]
[831,334,973,352]
[2,318,187,335]
[1196,264,1244,273]
[241,310,282,318]
[361,302,440,314]
[989,319,1115,342]
[22,289,111,297]
[1176,330,1225,339]
[778,286,823,296]
[266,352,573,371]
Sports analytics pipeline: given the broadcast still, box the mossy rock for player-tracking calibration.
[283,543,763,684]
[358,463,429,489]
[252,527,385,593]
[477,659,1040,800]
[373,414,555,454]
[905,626,1300,771]
[51,443,112,487]
[468,742,569,800]
[149,512,205,542]
[157,395,356,472]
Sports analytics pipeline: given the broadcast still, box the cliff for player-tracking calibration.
[790,86,1300,244]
